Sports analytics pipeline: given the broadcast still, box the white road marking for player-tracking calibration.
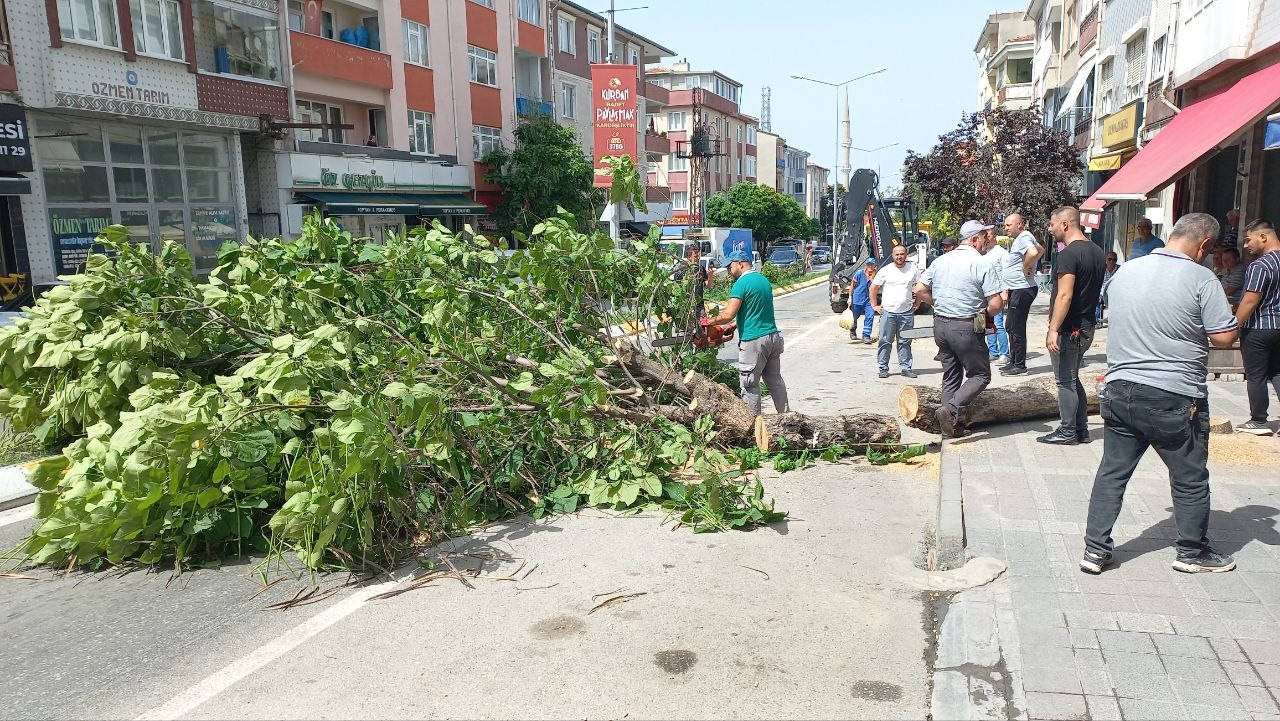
[0,504,34,528]
[785,317,838,350]
[135,575,407,720]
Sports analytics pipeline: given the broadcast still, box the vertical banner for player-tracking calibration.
[591,64,639,189]
[303,0,325,35]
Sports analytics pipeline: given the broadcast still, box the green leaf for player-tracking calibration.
[233,429,276,463]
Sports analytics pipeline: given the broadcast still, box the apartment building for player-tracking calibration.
[646,60,758,224]
[783,144,809,208]
[754,130,785,190]
[975,11,1035,112]
[805,162,829,222]
[546,0,676,211]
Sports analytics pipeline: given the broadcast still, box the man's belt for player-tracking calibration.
[936,314,977,322]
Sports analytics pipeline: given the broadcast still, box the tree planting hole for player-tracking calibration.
[850,680,903,702]
[654,649,697,674]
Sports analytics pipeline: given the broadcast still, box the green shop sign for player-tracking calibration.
[320,168,386,191]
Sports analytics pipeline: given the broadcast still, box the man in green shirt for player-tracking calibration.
[706,250,790,413]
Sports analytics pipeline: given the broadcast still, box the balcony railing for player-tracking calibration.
[0,40,15,92]
[643,81,670,106]
[644,132,671,155]
[516,96,553,119]
[998,83,1033,103]
[290,31,393,89]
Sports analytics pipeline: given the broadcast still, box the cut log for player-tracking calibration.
[899,377,1100,433]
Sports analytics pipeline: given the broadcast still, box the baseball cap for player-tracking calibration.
[940,236,958,247]
[959,220,995,240]
[864,258,876,265]
[725,250,752,263]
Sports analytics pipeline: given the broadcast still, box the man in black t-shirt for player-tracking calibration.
[1039,206,1107,445]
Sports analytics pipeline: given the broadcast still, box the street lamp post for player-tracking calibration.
[791,67,886,248]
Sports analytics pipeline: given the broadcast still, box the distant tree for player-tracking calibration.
[902,107,1081,235]
[705,182,816,257]
[818,183,847,244]
[482,117,602,237]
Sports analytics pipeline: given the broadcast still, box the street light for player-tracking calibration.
[791,66,887,247]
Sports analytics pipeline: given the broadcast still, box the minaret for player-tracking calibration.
[840,88,852,186]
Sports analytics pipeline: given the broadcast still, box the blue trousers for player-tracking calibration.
[850,302,875,339]
[985,310,1009,358]
[877,311,915,371]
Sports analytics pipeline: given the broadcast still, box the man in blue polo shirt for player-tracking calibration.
[706,250,790,414]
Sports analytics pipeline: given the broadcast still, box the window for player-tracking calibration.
[295,100,344,144]
[195,1,283,82]
[559,83,576,119]
[587,28,600,62]
[409,110,435,154]
[468,45,497,86]
[670,155,687,171]
[517,0,539,24]
[287,0,301,30]
[1124,34,1146,90]
[629,47,639,66]
[667,111,686,131]
[470,0,494,7]
[1098,58,1114,113]
[403,20,428,66]
[746,156,757,177]
[793,181,804,194]
[56,0,120,47]
[557,17,574,54]
[712,76,740,103]
[473,125,501,160]
[671,191,688,209]
[130,0,183,59]
[747,126,756,144]
[736,125,742,143]
[1151,35,1167,78]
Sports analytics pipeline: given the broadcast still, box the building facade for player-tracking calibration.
[754,130,785,191]
[975,11,1036,112]
[783,144,809,208]
[646,61,758,224]
[805,162,829,222]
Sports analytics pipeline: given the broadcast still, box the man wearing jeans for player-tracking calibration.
[1082,213,1240,575]
[1038,207,1106,445]
[980,227,1011,363]
[706,250,790,414]
[1234,219,1280,435]
[1000,213,1043,375]
[914,220,1004,437]
[871,244,921,379]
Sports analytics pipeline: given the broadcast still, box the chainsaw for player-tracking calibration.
[651,316,737,349]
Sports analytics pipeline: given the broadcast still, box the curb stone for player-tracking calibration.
[935,440,965,570]
[0,461,40,511]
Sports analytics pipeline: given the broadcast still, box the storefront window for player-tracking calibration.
[194,0,283,83]
[37,119,239,274]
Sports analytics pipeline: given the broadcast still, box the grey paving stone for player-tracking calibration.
[1222,660,1265,687]
[1213,600,1276,621]
[1237,685,1280,715]
[1021,644,1076,669]
[1085,694,1123,720]
[1023,691,1088,720]
[1022,665,1083,694]
[1211,637,1247,662]
[1064,610,1119,630]
[1105,651,1167,677]
[1128,579,1184,598]
[1077,577,1130,596]
[1069,628,1099,649]
[1019,623,1071,649]
[1153,633,1217,659]
[1012,575,1059,594]
[1118,696,1190,720]
[1184,704,1252,721]
[1255,664,1280,689]
[1133,594,1196,617]
[1115,611,1177,633]
[1020,609,1067,629]
[1059,593,1088,612]
[1160,654,1230,683]
[1225,619,1280,641]
[1086,593,1138,612]
[1096,629,1158,654]
[1200,574,1263,603]
[930,670,971,721]
[1240,639,1280,666]
[1173,680,1245,709]
[1170,616,1231,638]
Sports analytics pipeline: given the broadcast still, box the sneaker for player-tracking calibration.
[1079,550,1113,575]
[1001,365,1028,376]
[935,406,958,438]
[1172,549,1237,574]
[1037,427,1078,445]
[1077,428,1091,443]
[849,329,858,341]
[863,337,875,344]
[1236,420,1274,436]
[901,370,917,379]
[878,370,889,378]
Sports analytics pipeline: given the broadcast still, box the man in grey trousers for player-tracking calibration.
[706,250,790,414]
[914,220,1005,437]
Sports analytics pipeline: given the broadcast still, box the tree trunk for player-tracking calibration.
[758,412,902,451]
[898,377,1100,433]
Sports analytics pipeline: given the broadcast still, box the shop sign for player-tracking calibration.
[90,70,173,106]
[660,214,699,226]
[321,168,387,191]
[50,209,112,275]
[0,104,32,173]
[591,64,639,189]
[1101,102,1142,150]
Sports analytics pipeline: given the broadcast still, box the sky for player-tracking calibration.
[616,0,1022,190]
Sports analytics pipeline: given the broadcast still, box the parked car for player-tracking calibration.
[811,247,832,265]
[767,247,800,268]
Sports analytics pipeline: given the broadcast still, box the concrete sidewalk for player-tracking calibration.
[939,326,1280,719]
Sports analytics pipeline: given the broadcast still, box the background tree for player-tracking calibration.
[902,106,1081,235]
[705,182,818,257]
[483,117,602,237]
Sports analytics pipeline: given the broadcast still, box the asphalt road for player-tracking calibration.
[0,284,941,720]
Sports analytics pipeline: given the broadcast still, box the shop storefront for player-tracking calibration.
[276,153,481,239]
[0,103,33,307]
[33,116,241,274]
[1083,101,1142,256]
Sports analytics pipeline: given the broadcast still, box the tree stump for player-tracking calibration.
[898,377,1100,433]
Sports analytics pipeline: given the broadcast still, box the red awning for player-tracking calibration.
[1081,61,1280,213]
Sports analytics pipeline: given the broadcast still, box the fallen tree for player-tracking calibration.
[898,377,1099,433]
[0,203,899,572]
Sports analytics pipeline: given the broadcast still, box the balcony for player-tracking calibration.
[516,96,553,119]
[644,132,671,155]
[645,184,671,203]
[643,81,670,107]
[1078,6,1099,53]
[290,31,393,90]
[0,40,14,92]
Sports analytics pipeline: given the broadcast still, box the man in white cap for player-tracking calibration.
[914,220,1005,437]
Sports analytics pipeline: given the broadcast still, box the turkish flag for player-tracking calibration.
[303,0,323,35]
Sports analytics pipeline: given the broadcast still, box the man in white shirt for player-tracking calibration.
[1001,213,1044,375]
[871,244,922,378]
[982,227,1011,363]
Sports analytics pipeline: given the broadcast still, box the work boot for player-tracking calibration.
[1036,426,1078,445]
[1002,365,1028,376]
[1077,427,1091,443]
[935,406,958,438]
[901,369,917,379]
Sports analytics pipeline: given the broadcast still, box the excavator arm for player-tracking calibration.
[827,168,910,313]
